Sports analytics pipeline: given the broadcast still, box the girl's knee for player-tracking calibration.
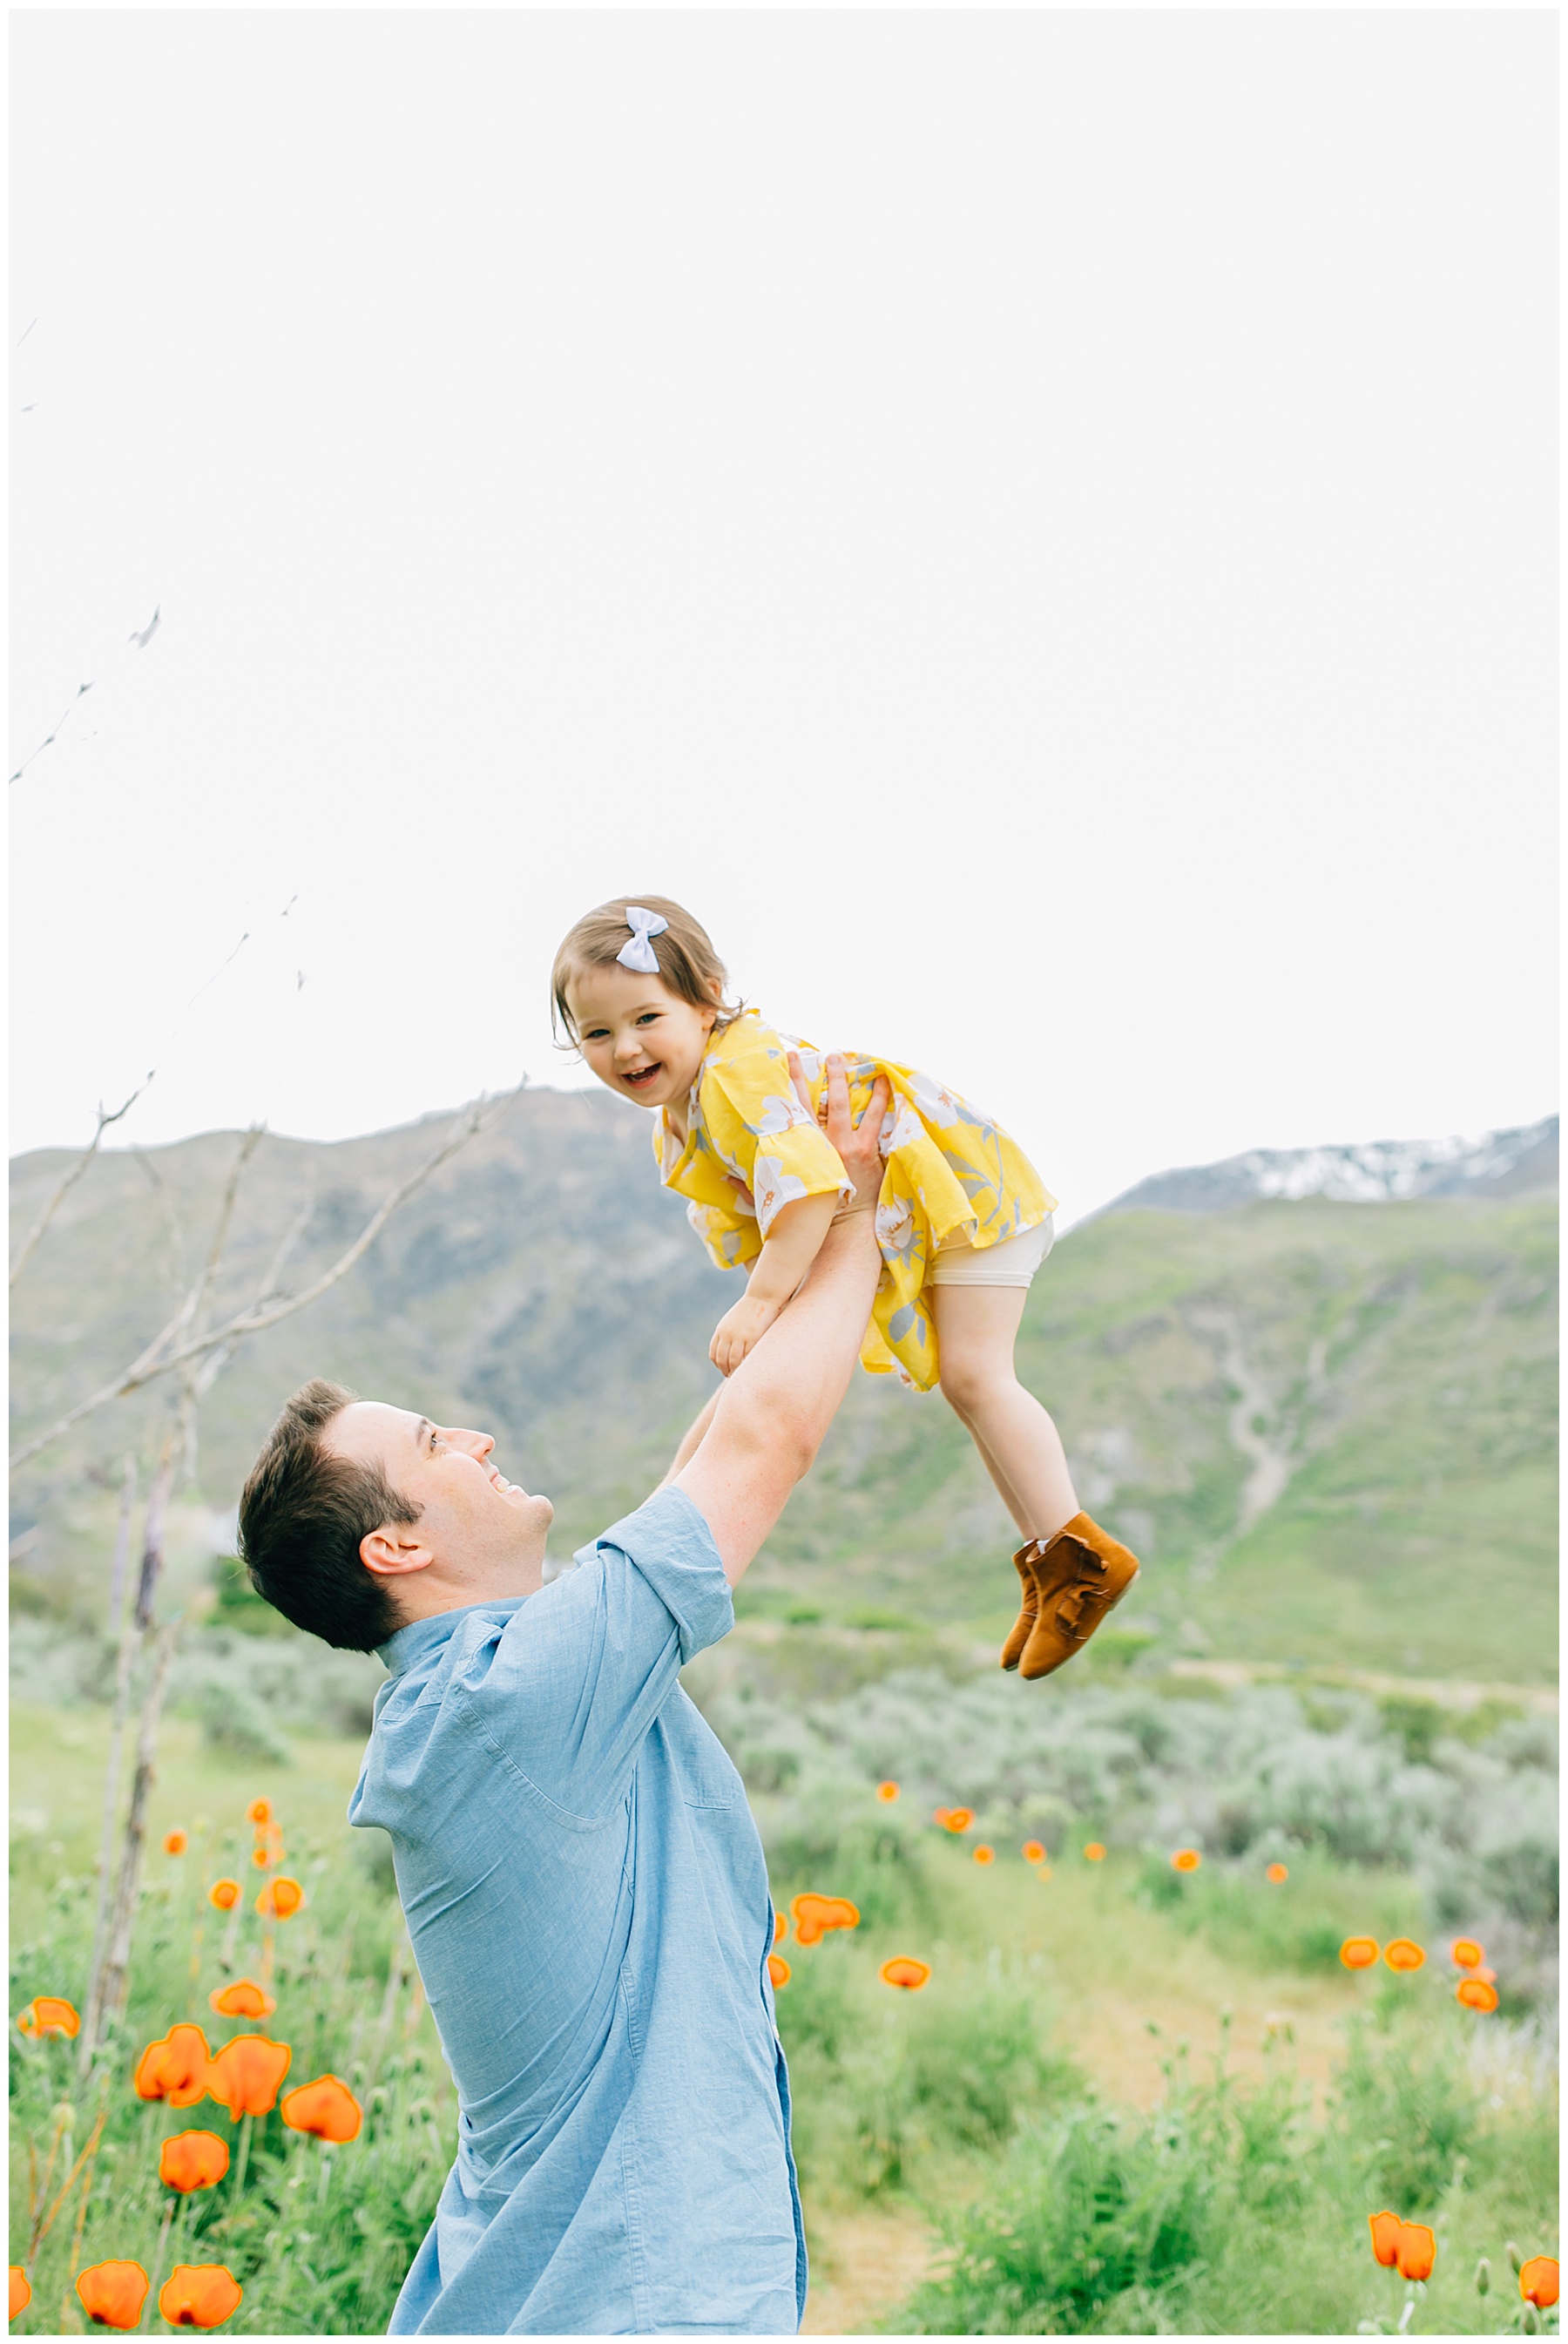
[939,1353,1013,1416]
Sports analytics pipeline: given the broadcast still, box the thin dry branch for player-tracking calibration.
[9,1087,145,1288]
[10,1086,521,1470]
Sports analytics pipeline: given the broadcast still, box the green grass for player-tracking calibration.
[11,1695,1558,2334]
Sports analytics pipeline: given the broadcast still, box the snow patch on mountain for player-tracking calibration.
[1101,1115,1558,1217]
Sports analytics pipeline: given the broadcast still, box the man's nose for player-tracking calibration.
[445,1427,494,1461]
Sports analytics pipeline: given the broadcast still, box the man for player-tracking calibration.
[237,1056,890,2335]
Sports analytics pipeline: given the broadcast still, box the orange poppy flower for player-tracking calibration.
[767,1954,791,1988]
[973,1846,995,1866]
[1475,1965,1497,1982]
[134,2023,211,2107]
[1339,1937,1379,1970]
[879,1957,931,1991]
[1083,1842,1106,1862]
[74,2262,149,2330]
[281,2074,363,2143]
[1266,1863,1289,1884]
[158,2266,242,2329]
[10,2268,31,2319]
[208,1880,240,1912]
[17,1995,80,2039]
[1519,2258,1559,2311]
[875,1781,899,1802]
[1450,1937,1484,1970]
[1369,2210,1402,2268]
[789,1893,860,1942]
[1022,1841,1046,1864]
[1395,2222,1436,2283]
[163,1829,189,1857]
[932,1806,950,1828]
[255,1875,303,1920]
[206,2034,292,2119]
[1171,1849,1201,1873]
[246,1799,271,1827]
[943,1808,974,1833]
[251,1846,273,1869]
[208,1978,277,2020]
[773,1913,787,1945]
[1383,1938,1425,1973]
[159,2131,230,2193]
[1456,1976,1498,2013]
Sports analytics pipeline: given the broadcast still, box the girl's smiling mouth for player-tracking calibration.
[623,1063,661,1087]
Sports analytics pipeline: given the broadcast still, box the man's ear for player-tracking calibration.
[360,1527,436,1578]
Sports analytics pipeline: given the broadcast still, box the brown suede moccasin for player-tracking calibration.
[1002,1513,1140,1681]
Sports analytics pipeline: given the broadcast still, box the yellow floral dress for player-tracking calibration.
[653,1008,1057,1391]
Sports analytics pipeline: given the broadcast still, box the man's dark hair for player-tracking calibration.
[238,1379,420,1652]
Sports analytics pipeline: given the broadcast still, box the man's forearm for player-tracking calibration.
[736,1211,881,1454]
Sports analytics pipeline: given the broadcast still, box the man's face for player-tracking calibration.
[564,962,718,1115]
[323,1403,554,1605]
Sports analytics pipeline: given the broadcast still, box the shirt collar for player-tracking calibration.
[376,1594,529,1677]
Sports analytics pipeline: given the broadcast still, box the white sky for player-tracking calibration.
[10,10,1557,1224]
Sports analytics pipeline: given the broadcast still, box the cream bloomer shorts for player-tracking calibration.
[928,1214,1055,1288]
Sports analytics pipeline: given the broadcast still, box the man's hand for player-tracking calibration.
[787,1051,889,1216]
[710,1292,782,1377]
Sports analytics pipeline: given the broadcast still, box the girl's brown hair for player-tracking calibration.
[551,896,741,1046]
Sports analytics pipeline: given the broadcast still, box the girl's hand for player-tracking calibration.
[711,1293,783,1377]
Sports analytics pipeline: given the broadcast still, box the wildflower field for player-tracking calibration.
[10,1619,1558,2335]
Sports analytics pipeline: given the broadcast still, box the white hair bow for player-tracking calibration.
[617,905,670,973]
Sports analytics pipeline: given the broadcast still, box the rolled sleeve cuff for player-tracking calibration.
[573,1485,733,1663]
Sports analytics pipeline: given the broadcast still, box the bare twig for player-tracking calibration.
[10,1087,521,1470]
[80,1445,173,2066]
[10,1087,145,1288]
[95,1619,179,2042]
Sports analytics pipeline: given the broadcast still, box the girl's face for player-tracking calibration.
[564,962,719,1114]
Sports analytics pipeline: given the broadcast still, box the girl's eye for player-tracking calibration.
[635,1013,659,1026]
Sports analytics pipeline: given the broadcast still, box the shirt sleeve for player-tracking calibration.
[449,1487,733,1824]
[700,1057,852,1240]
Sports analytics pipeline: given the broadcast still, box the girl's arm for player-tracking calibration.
[710,1191,840,1377]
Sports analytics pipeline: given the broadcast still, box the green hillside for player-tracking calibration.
[9,1097,1557,1683]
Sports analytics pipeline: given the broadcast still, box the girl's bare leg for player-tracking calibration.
[931,1284,1078,1542]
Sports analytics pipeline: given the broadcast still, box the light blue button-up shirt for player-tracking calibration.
[348,1486,805,2335]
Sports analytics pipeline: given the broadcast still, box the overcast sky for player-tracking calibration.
[10,10,1555,1224]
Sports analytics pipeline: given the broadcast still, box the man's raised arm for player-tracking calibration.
[673,1056,888,1585]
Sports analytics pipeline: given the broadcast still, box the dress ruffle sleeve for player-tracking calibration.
[697,1054,853,1240]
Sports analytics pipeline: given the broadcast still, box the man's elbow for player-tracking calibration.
[724,1394,819,1486]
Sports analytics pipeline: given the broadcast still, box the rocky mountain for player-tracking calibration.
[10,1095,1558,1686]
[1099,1116,1558,1216]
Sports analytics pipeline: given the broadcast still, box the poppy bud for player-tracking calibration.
[1474,2256,1491,2296]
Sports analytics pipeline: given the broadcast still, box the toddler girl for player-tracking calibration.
[551,896,1139,1680]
